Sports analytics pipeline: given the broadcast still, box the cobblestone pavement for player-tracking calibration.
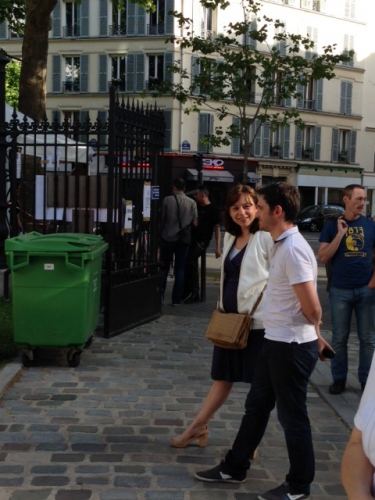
[0,252,364,499]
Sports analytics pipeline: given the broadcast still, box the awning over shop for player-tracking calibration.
[186,168,234,183]
[297,164,362,188]
[247,171,261,182]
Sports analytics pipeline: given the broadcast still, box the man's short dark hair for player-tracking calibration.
[342,184,363,200]
[257,182,300,223]
[173,178,186,191]
[195,184,210,197]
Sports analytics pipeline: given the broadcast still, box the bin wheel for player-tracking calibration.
[22,352,34,367]
[67,350,81,368]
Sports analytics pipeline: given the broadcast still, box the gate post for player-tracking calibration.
[0,49,10,269]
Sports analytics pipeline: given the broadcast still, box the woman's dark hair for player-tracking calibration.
[223,184,259,236]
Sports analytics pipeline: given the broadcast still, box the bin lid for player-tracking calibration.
[5,232,107,253]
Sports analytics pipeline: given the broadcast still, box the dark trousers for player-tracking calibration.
[183,240,207,298]
[222,338,318,495]
[160,238,189,304]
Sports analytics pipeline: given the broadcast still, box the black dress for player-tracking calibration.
[211,244,265,383]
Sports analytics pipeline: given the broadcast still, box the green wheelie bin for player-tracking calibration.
[5,232,108,367]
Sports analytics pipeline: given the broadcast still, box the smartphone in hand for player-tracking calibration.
[322,348,335,359]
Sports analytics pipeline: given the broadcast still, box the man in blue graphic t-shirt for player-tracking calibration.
[318,184,375,394]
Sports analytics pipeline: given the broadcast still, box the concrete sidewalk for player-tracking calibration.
[0,252,362,499]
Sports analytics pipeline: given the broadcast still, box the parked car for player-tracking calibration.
[295,204,344,232]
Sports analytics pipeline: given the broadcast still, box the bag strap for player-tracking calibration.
[249,284,267,316]
[174,194,182,229]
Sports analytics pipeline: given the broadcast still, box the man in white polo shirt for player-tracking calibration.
[194,183,332,500]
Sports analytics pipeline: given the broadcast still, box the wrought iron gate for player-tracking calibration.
[0,54,165,337]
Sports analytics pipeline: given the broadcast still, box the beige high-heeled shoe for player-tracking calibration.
[170,428,209,448]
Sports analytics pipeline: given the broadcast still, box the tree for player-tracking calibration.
[152,0,352,183]
[0,0,155,121]
[5,59,21,108]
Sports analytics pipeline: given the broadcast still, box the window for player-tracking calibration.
[344,0,355,19]
[342,35,354,67]
[111,5,127,35]
[149,0,166,34]
[301,0,325,11]
[198,114,214,153]
[305,27,318,60]
[253,121,290,159]
[340,81,353,115]
[62,55,89,93]
[295,125,321,161]
[64,56,80,91]
[201,6,213,39]
[63,111,80,141]
[331,128,357,164]
[64,1,80,37]
[296,77,323,111]
[111,56,126,91]
[245,66,256,103]
[148,55,164,89]
[270,125,284,157]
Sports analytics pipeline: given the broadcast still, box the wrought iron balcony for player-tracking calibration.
[146,78,161,91]
[63,79,80,93]
[303,99,315,110]
[147,24,165,35]
[109,24,126,36]
[63,24,80,37]
[109,80,126,91]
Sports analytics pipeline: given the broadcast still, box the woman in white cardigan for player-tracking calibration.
[171,184,273,448]
[342,352,375,499]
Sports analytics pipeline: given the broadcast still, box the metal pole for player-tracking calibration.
[0,49,10,269]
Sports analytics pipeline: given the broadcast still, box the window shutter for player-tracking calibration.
[263,122,270,158]
[137,5,146,36]
[282,124,290,159]
[80,0,89,37]
[340,81,347,114]
[135,53,145,92]
[0,22,6,39]
[346,82,353,115]
[345,0,355,18]
[193,0,202,37]
[191,56,200,95]
[164,52,173,84]
[127,0,136,36]
[245,15,257,49]
[79,110,90,144]
[52,55,61,93]
[163,110,172,151]
[343,34,354,67]
[98,110,107,147]
[253,120,262,158]
[126,54,135,92]
[315,79,323,111]
[331,128,339,163]
[276,21,287,57]
[209,115,214,153]
[314,126,321,161]
[294,126,302,160]
[80,55,89,92]
[52,0,61,38]
[198,114,208,153]
[296,82,304,109]
[99,54,108,92]
[165,0,174,35]
[306,27,313,60]
[349,130,357,164]
[99,0,108,36]
[231,117,240,156]
[319,0,326,12]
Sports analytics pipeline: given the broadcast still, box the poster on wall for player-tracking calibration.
[143,182,151,221]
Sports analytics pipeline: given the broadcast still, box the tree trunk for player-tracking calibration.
[18,0,57,121]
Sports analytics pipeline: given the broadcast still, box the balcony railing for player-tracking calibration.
[146,78,162,91]
[270,145,282,158]
[303,99,315,110]
[63,25,80,37]
[63,79,80,93]
[109,24,126,36]
[302,148,314,160]
[147,24,165,35]
[109,80,126,91]
[201,29,216,40]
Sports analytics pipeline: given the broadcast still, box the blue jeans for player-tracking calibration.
[160,238,189,305]
[222,339,318,495]
[329,286,375,384]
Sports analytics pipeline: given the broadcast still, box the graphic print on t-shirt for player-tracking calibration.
[344,225,366,257]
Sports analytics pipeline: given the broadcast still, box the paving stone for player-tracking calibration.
[31,465,68,474]
[31,476,70,486]
[9,490,51,500]
[145,492,185,500]
[100,491,136,500]
[90,454,124,463]
[55,490,92,500]
[76,475,109,485]
[114,476,151,488]
[75,466,110,474]
[51,454,85,463]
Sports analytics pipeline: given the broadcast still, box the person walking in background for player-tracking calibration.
[171,184,272,448]
[160,178,198,306]
[183,185,221,304]
[194,183,332,500]
[318,184,375,395]
[341,352,375,499]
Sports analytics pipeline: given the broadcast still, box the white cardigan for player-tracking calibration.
[219,231,273,330]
